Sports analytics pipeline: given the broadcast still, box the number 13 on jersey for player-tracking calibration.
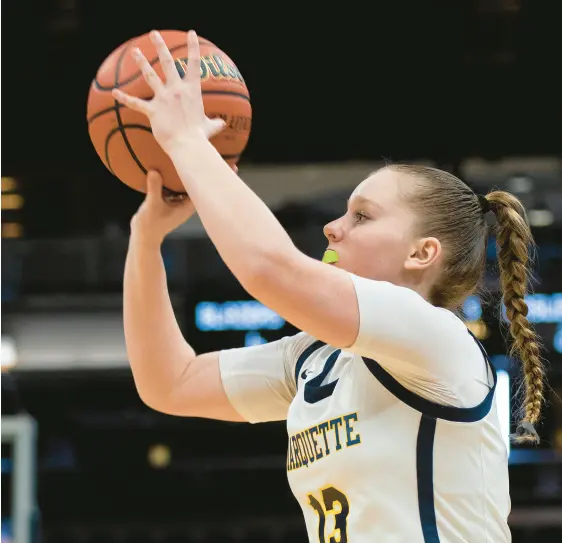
[307,486,349,543]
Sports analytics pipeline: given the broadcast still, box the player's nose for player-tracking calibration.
[323,218,344,242]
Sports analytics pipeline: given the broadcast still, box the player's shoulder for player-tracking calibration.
[433,306,484,349]
[435,306,474,332]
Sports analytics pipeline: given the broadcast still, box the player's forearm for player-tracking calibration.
[124,232,195,405]
[168,137,296,289]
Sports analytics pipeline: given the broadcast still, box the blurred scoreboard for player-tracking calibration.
[185,285,562,364]
[184,296,297,353]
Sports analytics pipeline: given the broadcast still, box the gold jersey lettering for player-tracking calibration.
[287,412,362,473]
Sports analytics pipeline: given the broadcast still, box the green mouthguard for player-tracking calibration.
[322,249,339,264]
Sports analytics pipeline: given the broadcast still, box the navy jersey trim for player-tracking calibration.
[294,340,325,388]
[361,331,497,423]
[417,415,440,542]
[294,341,343,404]
[304,349,341,404]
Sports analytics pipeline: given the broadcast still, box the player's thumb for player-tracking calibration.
[145,170,163,201]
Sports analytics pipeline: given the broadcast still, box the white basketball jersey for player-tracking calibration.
[219,274,511,542]
[285,336,509,542]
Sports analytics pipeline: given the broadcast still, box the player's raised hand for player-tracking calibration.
[112,30,226,154]
[130,171,196,245]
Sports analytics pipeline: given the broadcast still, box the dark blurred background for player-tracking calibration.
[2,0,562,542]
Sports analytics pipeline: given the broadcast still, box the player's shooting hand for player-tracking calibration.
[130,171,196,245]
[112,30,224,155]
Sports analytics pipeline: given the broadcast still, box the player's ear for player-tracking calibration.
[404,237,442,271]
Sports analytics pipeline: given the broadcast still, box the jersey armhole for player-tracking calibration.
[361,330,497,423]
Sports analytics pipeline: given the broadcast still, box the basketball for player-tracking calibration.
[87,30,252,193]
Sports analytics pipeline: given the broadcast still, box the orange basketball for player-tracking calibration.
[87,30,252,193]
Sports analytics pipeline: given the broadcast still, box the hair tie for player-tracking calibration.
[509,421,540,443]
[477,194,490,213]
[477,194,497,226]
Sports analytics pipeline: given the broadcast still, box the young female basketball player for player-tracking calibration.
[114,31,545,541]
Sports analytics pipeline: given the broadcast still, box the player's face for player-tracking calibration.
[323,169,418,283]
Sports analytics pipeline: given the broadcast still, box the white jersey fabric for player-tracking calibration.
[218,273,511,542]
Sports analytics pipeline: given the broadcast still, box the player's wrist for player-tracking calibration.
[129,222,165,250]
[165,130,210,161]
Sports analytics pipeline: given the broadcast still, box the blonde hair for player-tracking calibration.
[387,164,545,443]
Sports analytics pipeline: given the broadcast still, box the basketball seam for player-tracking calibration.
[87,90,250,125]
[104,125,151,177]
[88,104,124,125]
[104,127,122,175]
[95,43,186,91]
[201,90,250,102]
[114,45,148,177]
[104,123,242,162]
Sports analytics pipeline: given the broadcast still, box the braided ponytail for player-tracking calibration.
[487,191,545,444]
[385,164,546,442]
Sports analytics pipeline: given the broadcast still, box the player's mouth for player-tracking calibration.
[322,249,339,265]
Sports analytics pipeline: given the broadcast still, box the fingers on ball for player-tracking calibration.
[149,31,179,83]
[132,48,164,92]
[186,30,201,83]
[111,89,151,116]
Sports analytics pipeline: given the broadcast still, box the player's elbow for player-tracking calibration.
[136,388,181,416]
[135,385,166,412]
[129,375,175,415]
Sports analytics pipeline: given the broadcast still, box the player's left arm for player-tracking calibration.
[169,140,477,397]
[167,138,360,348]
[169,138,468,371]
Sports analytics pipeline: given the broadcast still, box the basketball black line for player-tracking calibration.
[104,126,123,175]
[104,124,151,175]
[87,103,124,124]
[202,90,250,102]
[114,124,243,160]
[87,90,250,125]
[104,124,242,175]
[94,43,191,91]
[113,46,149,176]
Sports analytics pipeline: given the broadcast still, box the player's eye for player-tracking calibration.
[354,211,369,223]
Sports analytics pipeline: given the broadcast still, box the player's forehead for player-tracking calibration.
[349,168,403,209]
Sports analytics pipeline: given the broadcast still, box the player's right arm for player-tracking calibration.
[124,237,301,422]
[125,234,306,421]
[124,171,307,422]
[122,171,241,421]
[124,231,242,421]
